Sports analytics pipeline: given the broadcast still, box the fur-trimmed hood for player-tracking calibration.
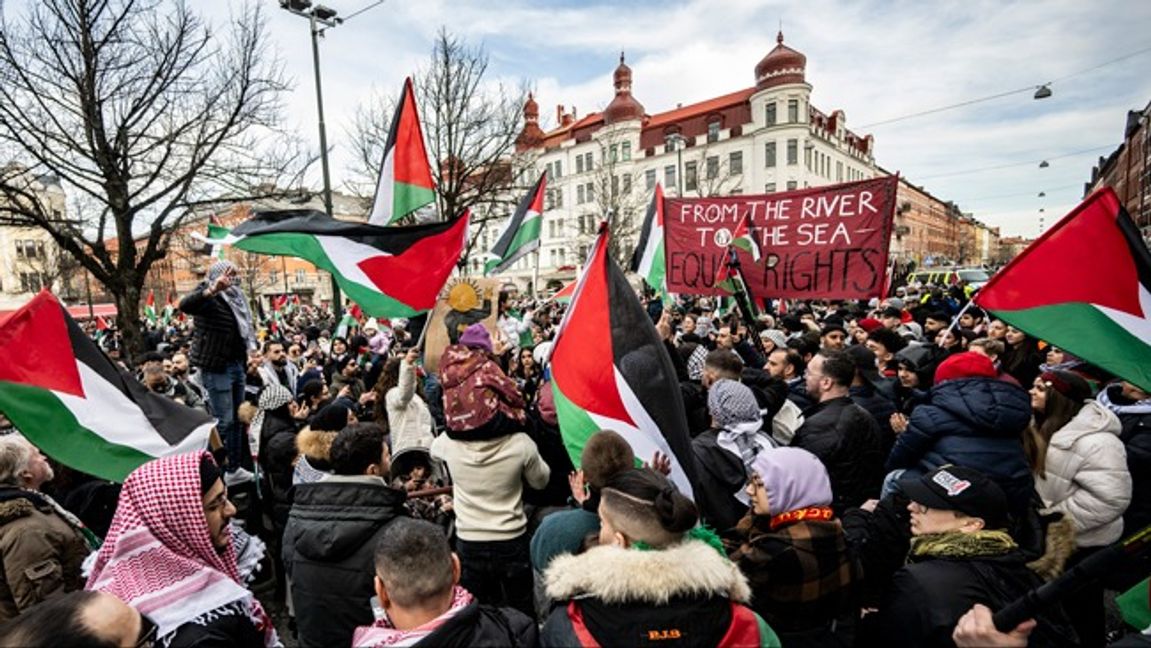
[545,540,751,605]
[296,426,337,461]
[0,497,36,525]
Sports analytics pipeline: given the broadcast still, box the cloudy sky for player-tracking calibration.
[9,0,1151,237]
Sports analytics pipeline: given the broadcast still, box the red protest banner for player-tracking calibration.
[663,176,899,301]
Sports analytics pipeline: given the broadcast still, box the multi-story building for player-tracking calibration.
[496,33,999,291]
[1086,98,1150,235]
[0,169,77,311]
[498,33,881,292]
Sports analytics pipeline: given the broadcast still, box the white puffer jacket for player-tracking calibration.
[1035,400,1132,547]
[385,358,434,454]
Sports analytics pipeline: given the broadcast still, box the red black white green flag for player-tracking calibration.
[368,77,436,226]
[549,225,697,497]
[0,292,214,482]
[975,187,1151,391]
[484,172,545,276]
[731,212,762,262]
[204,209,469,318]
[143,290,157,324]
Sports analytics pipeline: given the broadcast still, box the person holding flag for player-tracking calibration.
[180,260,258,486]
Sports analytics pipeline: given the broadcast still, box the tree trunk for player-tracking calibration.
[112,283,144,366]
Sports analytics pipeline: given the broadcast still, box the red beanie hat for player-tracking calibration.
[858,317,884,333]
[934,351,998,385]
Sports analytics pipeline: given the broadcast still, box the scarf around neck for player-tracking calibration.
[207,261,257,352]
[352,585,474,647]
[909,530,1017,561]
[85,452,277,646]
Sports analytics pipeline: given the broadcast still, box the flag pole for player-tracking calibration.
[944,299,974,338]
[532,247,540,299]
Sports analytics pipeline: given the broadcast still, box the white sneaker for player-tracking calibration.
[224,467,255,487]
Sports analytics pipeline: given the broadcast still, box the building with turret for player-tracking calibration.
[485,33,882,291]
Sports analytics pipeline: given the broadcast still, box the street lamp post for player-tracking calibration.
[280,0,343,319]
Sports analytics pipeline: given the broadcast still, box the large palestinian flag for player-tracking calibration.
[976,187,1151,391]
[550,225,697,497]
[368,77,436,226]
[207,209,469,318]
[630,184,669,301]
[0,291,214,482]
[485,172,545,276]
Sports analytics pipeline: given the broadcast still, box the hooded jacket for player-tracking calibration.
[1035,400,1131,547]
[1097,384,1151,534]
[439,344,526,433]
[886,377,1035,511]
[282,476,408,648]
[0,489,88,621]
[540,541,780,648]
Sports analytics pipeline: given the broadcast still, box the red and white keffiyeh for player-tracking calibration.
[86,452,277,645]
[351,586,474,647]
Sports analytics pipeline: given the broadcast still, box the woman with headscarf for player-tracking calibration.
[180,260,258,486]
[86,452,278,647]
[691,378,776,534]
[728,447,857,647]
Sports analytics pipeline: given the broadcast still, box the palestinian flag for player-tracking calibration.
[143,291,157,324]
[731,212,762,262]
[335,312,358,339]
[546,281,576,304]
[368,77,436,226]
[0,292,214,482]
[1119,578,1151,634]
[975,188,1151,392]
[206,215,228,259]
[485,172,546,276]
[630,184,669,300]
[550,225,697,497]
[162,293,176,325]
[204,209,469,318]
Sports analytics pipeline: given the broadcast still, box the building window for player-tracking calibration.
[576,154,584,174]
[577,184,585,204]
[269,270,278,284]
[584,152,594,171]
[786,180,797,191]
[788,99,799,123]
[586,182,595,202]
[295,269,306,284]
[554,187,563,208]
[707,121,720,143]
[556,218,564,237]
[558,248,567,266]
[579,244,589,261]
[685,161,698,192]
[621,141,632,161]
[706,156,719,180]
[610,144,619,163]
[765,102,777,126]
[665,165,677,190]
[550,249,557,267]
[554,159,562,178]
[621,173,632,194]
[787,139,798,165]
[765,142,776,167]
[645,168,656,190]
[611,175,619,198]
[765,183,776,193]
[729,151,743,175]
[837,161,843,182]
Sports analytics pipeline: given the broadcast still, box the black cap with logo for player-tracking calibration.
[900,465,1009,529]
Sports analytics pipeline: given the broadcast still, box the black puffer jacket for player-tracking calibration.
[179,287,248,371]
[792,396,884,514]
[886,377,1035,512]
[282,477,407,648]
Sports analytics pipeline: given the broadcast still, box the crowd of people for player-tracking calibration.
[0,259,1148,647]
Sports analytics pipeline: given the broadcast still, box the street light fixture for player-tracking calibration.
[1033,85,1052,99]
[1039,160,1049,168]
[280,0,343,317]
